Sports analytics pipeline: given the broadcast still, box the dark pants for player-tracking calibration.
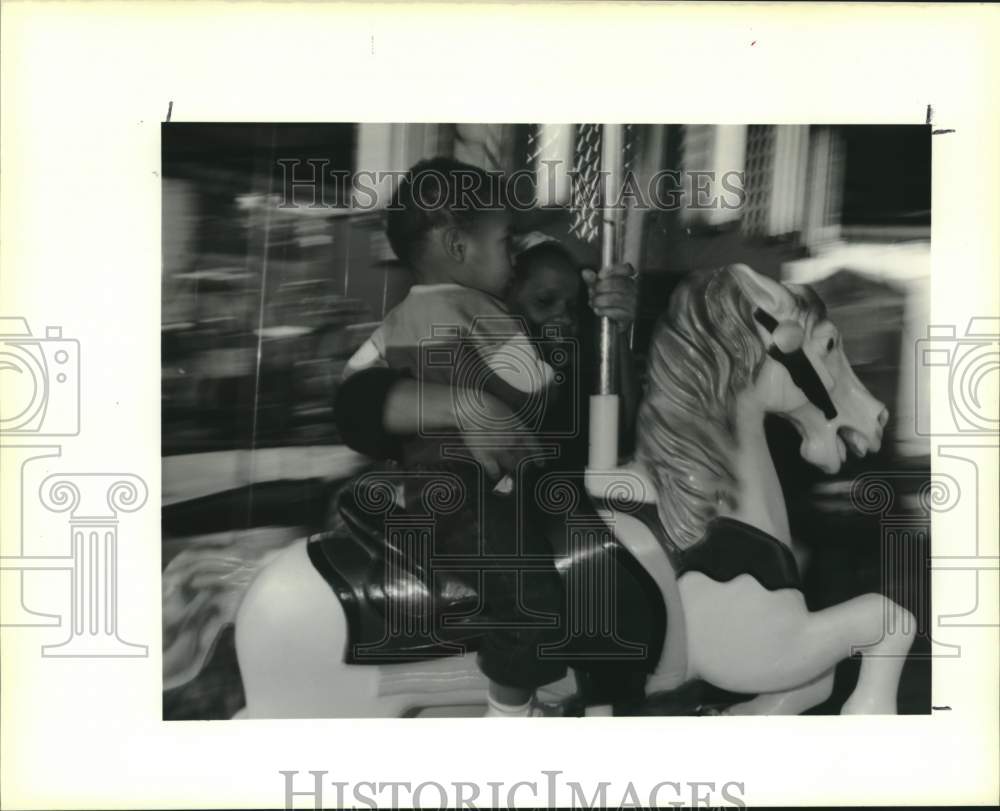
[398,462,568,691]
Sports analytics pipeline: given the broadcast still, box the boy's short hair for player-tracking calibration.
[386,157,508,267]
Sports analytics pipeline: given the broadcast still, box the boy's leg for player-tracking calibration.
[475,490,567,706]
[484,682,534,717]
[412,464,566,713]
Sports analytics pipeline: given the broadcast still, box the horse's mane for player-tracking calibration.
[635,265,824,553]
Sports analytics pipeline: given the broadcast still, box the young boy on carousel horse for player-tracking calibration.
[336,157,640,716]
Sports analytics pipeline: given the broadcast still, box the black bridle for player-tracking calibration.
[753,308,838,420]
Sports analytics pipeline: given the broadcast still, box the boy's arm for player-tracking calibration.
[421,288,557,414]
[335,368,472,458]
[334,366,539,477]
[382,377,466,434]
[334,367,406,459]
[467,313,557,409]
[342,326,387,381]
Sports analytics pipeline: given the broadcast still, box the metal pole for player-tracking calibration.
[588,124,624,472]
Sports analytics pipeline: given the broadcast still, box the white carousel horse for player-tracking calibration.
[168,263,914,717]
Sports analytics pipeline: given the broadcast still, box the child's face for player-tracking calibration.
[460,212,514,299]
[508,260,581,338]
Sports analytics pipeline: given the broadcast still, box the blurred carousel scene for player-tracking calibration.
[162,123,932,719]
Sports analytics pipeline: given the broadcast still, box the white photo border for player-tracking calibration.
[2,2,998,808]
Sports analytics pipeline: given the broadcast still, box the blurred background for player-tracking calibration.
[162,123,932,719]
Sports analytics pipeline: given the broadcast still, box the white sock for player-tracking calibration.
[484,696,533,718]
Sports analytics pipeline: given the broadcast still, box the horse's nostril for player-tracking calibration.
[878,408,890,428]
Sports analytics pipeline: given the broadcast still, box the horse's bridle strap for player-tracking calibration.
[754,308,838,420]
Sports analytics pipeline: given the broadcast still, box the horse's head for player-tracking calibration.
[730,264,888,475]
[636,264,887,550]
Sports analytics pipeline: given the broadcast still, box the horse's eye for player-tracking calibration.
[826,337,836,353]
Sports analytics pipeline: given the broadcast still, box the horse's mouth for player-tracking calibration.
[837,426,872,459]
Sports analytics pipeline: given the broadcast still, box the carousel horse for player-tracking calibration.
[172,263,913,717]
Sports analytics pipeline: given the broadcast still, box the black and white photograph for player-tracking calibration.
[161,121,935,720]
[3,3,997,809]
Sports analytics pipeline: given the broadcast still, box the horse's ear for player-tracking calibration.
[728,264,790,315]
[728,264,800,348]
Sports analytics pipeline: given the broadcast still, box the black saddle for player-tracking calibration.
[306,468,667,699]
